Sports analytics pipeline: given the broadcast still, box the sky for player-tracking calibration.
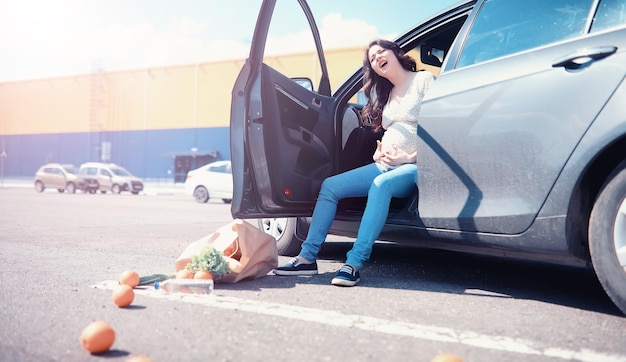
[0,0,459,83]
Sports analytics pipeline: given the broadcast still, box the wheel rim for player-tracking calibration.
[260,218,288,241]
[194,187,208,202]
[614,198,626,272]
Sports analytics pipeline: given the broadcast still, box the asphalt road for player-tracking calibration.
[0,187,625,362]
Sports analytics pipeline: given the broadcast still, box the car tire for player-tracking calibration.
[35,181,45,193]
[88,182,98,194]
[193,186,209,203]
[222,199,232,204]
[66,182,76,194]
[57,189,65,193]
[589,161,626,316]
[112,184,121,194]
[258,217,302,256]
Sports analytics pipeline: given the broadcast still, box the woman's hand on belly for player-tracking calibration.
[373,141,416,165]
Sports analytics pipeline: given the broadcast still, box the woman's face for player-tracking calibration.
[368,44,398,78]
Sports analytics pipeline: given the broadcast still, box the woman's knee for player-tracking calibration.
[318,178,339,201]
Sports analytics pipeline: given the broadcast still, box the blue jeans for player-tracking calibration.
[299,162,418,269]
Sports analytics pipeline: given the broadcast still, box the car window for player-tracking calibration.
[101,169,111,177]
[457,0,592,68]
[209,164,230,174]
[111,168,129,176]
[591,0,626,33]
[265,1,322,92]
[63,167,77,174]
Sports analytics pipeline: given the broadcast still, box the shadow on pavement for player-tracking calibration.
[217,240,623,317]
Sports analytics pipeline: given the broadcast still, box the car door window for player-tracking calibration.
[457,0,592,68]
[265,1,322,92]
[591,0,626,33]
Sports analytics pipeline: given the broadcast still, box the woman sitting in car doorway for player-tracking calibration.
[273,39,436,287]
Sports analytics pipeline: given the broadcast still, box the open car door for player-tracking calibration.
[230,0,336,219]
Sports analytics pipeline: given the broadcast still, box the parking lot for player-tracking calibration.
[0,186,625,362]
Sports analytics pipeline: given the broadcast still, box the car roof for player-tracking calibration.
[201,160,231,168]
[40,163,75,168]
[80,162,123,168]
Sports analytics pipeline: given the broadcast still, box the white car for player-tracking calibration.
[184,160,233,203]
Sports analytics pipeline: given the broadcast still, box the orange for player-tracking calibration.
[176,269,194,279]
[80,321,115,354]
[431,353,464,362]
[112,284,135,307]
[194,270,214,280]
[119,270,140,288]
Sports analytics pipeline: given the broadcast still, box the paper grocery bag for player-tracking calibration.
[175,219,278,283]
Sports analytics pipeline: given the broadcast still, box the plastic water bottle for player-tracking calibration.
[154,279,214,295]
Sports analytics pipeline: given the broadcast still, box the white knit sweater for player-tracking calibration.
[377,70,435,171]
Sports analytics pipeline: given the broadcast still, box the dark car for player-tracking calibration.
[230,0,626,314]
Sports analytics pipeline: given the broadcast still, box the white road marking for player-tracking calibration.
[93,281,626,361]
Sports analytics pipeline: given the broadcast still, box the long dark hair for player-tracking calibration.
[360,39,417,129]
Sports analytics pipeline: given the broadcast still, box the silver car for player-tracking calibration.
[33,163,79,193]
[78,162,144,194]
[230,0,626,314]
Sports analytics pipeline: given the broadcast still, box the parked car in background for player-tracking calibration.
[184,160,233,203]
[230,0,626,314]
[78,162,144,194]
[33,163,79,193]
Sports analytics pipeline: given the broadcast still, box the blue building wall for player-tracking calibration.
[0,126,230,180]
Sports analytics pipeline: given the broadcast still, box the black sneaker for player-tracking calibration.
[331,264,360,287]
[273,257,318,276]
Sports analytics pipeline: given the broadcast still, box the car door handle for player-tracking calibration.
[552,46,617,69]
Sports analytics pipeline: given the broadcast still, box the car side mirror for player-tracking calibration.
[292,77,313,92]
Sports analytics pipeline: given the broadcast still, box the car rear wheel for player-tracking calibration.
[193,186,209,203]
[57,189,65,193]
[589,161,626,316]
[35,181,45,193]
[258,217,301,256]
